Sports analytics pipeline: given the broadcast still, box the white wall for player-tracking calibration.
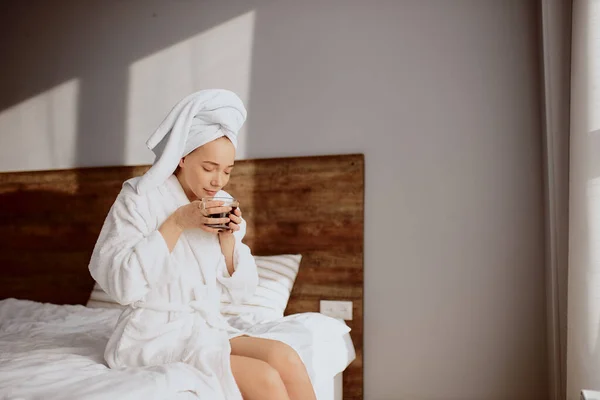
[0,1,547,399]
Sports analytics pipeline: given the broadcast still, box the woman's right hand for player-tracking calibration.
[173,200,232,234]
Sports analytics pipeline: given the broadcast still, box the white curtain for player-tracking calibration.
[540,1,572,399]
[567,1,600,399]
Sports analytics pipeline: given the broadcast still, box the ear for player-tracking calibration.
[178,157,185,168]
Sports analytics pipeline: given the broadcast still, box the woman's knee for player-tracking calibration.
[255,362,288,399]
[266,342,306,379]
[232,356,288,400]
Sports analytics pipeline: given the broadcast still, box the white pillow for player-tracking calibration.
[87,254,302,319]
[86,283,127,310]
[220,254,302,322]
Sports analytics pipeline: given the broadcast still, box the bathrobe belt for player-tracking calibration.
[131,299,237,332]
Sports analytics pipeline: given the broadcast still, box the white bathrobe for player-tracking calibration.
[89,174,349,399]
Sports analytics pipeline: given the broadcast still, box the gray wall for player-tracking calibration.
[0,1,547,399]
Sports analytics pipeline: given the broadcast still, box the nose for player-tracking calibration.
[211,174,222,188]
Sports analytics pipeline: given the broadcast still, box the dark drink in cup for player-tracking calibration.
[201,197,239,229]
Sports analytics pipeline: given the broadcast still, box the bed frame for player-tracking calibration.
[0,153,364,399]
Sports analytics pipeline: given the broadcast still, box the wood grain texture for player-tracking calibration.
[0,154,364,399]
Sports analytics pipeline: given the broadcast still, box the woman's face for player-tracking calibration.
[177,136,236,201]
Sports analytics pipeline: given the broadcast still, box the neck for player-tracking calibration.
[174,170,197,202]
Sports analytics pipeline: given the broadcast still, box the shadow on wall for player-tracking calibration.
[0,1,263,294]
[0,0,258,169]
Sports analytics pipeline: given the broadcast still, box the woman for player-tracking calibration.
[89,90,319,400]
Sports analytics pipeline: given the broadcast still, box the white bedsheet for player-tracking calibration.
[0,298,354,400]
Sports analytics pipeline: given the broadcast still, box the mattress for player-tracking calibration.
[0,298,353,399]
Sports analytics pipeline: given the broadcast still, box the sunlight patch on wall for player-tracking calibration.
[0,79,80,172]
[126,10,256,165]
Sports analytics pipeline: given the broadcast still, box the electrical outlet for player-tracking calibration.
[319,300,353,320]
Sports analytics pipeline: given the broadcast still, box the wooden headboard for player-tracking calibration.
[0,153,364,399]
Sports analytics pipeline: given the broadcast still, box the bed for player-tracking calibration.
[0,154,364,399]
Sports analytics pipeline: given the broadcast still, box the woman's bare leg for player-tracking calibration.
[231,337,316,400]
[230,355,290,400]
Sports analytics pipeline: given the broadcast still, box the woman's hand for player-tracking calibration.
[174,200,232,234]
[217,207,242,240]
[226,207,242,232]
[159,201,240,253]
[218,207,243,276]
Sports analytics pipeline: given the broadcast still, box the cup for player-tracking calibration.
[201,196,239,229]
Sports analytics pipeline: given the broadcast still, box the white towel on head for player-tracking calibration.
[134,89,247,194]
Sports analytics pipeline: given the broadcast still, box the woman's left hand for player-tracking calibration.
[218,208,242,241]
[218,208,242,275]
[227,208,242,232]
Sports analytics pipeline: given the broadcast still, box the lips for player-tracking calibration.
[203,189,218,197]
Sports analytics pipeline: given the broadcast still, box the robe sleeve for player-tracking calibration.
[216,216,259,305]
[88,189,172,305]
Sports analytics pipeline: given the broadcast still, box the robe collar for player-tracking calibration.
[161,174,192,208]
